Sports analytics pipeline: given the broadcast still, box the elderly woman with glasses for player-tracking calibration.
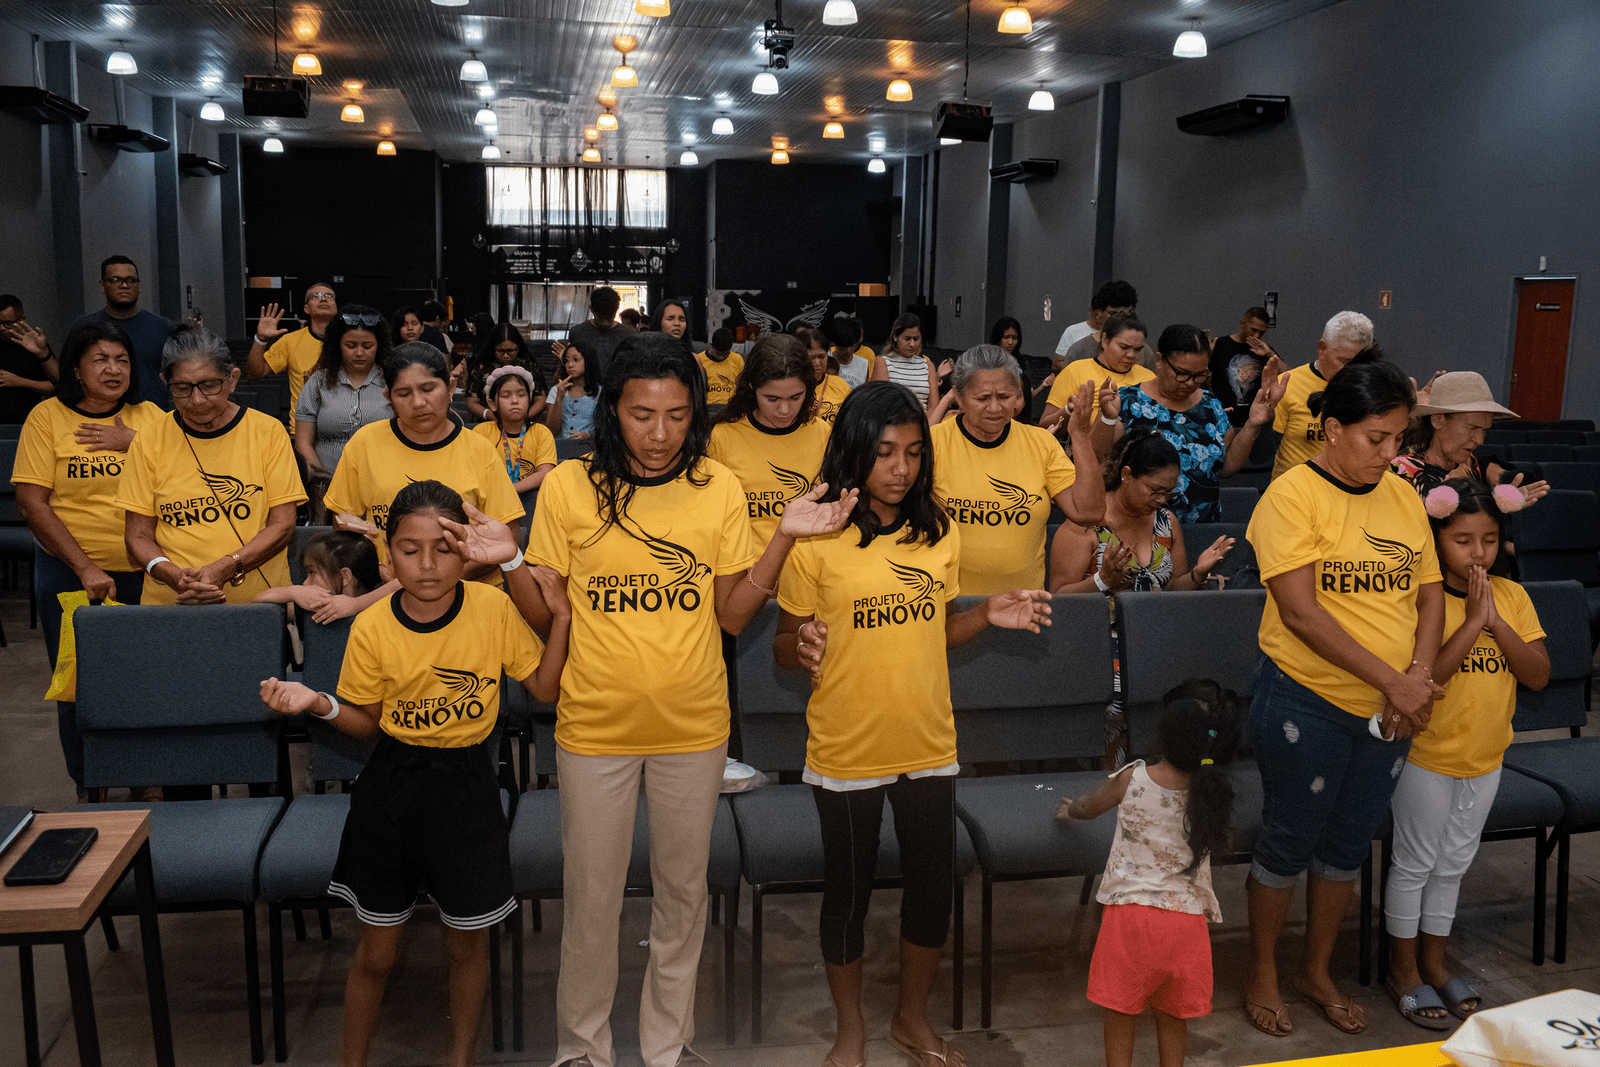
[1092,323,1286,524]
[117,325,306,605]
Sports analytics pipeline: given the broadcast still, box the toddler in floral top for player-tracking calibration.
[1058,680,1241,1067]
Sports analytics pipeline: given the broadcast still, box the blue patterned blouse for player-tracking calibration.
[1117,384,1231,524]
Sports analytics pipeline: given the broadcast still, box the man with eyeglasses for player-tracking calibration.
[246,283,339,421]
[0,295,59,423]
[70,256,173,408]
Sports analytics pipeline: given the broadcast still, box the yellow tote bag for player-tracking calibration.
[45,591,124,702]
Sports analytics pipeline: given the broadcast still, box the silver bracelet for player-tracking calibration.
[313,693,340,721]
[746,570,777,597]
[145,555,170,575]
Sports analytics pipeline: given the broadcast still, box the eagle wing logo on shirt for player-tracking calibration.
[987,475,1042,511]
[430,667,498,721]
[889,560,945,607]
[769,463,814,502]
[1362,529,1419,573]
[201,471,264,506]
[647,534,713,587]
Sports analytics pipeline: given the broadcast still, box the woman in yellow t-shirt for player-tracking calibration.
[708,333,832,551]
[446,332,856,1067]
[775,380,1052,1067]
[324,342,523,588]
[797,326,853,424]
[1041,312,1156,434]
[118,326,306,607]
[1383,478,1548,1027]
[261,479,570,1067]
[1241,360,1444,1039]
[930,344,1105,594]
[12,321,164,797]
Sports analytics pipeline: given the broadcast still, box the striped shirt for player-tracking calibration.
[880,353,932,404]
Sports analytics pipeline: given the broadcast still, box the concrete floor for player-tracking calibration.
[2,581,1598,1067]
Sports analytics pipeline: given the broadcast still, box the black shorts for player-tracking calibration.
[328,735,516,930]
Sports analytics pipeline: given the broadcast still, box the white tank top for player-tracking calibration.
[1096,761,1222,921]
[881,352,931,403]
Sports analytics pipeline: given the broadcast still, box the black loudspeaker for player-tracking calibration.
[933,101,993,143]
[242,75,310,119]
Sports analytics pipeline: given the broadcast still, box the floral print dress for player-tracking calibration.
[1118,385,1230,524]
[1097,760,1222,921]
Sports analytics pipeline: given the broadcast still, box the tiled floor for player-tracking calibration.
[1,585,1597,1066]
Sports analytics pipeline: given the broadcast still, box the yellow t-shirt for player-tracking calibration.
[778,520,962,780]
[10,398,166,571]
[708,415,831,551]
[1249,464,1442,717]
[324,419,524,575]
[114,407,307,604]
[931,415,1075,594]
[1045,357,1155,412]
[698,351,745,406]
[1271,361,1328,479]
[813,374,853,424]
[262,327,325,423]
[1409,578,1545,779]
[524,457,756,755]
[471,419,559,481]
[338,581,545,749]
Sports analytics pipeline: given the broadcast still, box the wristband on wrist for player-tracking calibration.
[255,335,270,346]
[499,555,526,573]
[313,693,340,721]
[1093,572,1111,594]
[1099,414,1117,426]
[145,555,170,575]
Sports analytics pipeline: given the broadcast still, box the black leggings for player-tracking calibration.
[811,774,956,966]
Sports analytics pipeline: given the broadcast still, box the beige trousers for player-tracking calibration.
[551,741,727,1067]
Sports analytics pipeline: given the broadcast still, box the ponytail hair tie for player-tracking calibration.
[1424,485,1460,519]
[1200,758,1214,766]
[1492,483,1527,514]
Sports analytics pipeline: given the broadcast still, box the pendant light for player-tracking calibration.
[583,146,603,162]
[432,0,469,7]
[597,85,618,107]
[459,52,488,82]
[612,35,639,88]
[822,121,844,139]
[886,78,912,102]
[1028,83,1054,111]
[597,108,619,131]
[377,141,397,155]
[200,100,225,121]
[821,0,858,25]
[752,71,779,95]
[482,143,501,159]
[771,149,790,164]
[476,83,496,98]
[1173,20,1207,58]
[679,149,699,166]
[635,0,670,15]
[867,157,886,174]
[293,52,322,76]
[263,136,284,153]
[997,3,1032,34]
[473,107,497,126]
[712,115,734,136]
[771,136,789,149]
[341,103,364,122]
[105,48,138,76]
[585,127,600,142]
[868,134,886,153]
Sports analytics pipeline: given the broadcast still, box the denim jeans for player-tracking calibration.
[1248,658,1409,887]
[34,545,144,793]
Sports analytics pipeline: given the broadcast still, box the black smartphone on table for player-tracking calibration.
[3,827,99,887]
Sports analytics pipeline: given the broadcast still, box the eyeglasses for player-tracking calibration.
[307,292,336,302]
[168,377,228,399]
[340,312,381,327]
[1163,359,1211,386]
[104,277,140,287]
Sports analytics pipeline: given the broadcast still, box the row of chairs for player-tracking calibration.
[1482,442,1600,466]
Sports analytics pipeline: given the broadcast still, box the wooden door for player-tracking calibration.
[1507,278,1576,420]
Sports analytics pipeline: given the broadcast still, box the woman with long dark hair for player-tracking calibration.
[466,323,547,424]
[775,380,1052,1067]
[869,314,949,409]
[295,305,393,482]
[444,331,856,1067]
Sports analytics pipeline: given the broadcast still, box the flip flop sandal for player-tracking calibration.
[1434,977,1483,1020]
[1245,999,1293,1037]
[1293,980,1367,1035]
[889,1034,958,1067]
[1391,984,1454,1031]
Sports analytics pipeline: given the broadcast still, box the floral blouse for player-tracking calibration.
[1392,449,1484,497]
[1118,384,1230,524]
[1093,508,1176,592]
[1096,761,1222,921]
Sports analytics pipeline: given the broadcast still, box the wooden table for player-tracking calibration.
[0,810,173,1067]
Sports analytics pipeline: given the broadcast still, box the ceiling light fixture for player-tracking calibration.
[459,52,488,82]
[680,149,699,165]
[940,137,960,146]
[597,108,619,131]
[867,157,886,174]
[824,95,845,115]
[263,136,284,153]
[341,103,364,122]
[822,121,844,139]
[1028,82,1055,111]
[105,48,137,76]
[752,71,779,95]
[712,115,734,135]
[597,85,618,107]
[771,149,790,164]
[1173,19,1207,57]
[473,107,496,126]
[583,146,603,162]
[822,0,858,25]
[998,2,1032,34]
[482,142,501,159]
[200,100,225,121]
[868,134,886,152]
[585,127,600,142]
[476,83,496,98]
[292,52,322,76]
[377,140,397,155]
[612,35,639,87]
[432,0,469,6]
[771,136,789,149]
[886,77,912,102]
[634,0,670,15]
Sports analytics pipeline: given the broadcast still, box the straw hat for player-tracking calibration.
[1413,371,1517,418]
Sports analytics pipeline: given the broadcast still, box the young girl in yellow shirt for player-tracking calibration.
[471,365,558,494]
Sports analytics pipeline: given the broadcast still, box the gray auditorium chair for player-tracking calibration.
[77,604,290,1064]
[731,601,978,1038]
[943,593,1117,1029]
[1509,443,1576,465]
[1525,430,1586,446]
[554,438,594,462]
[1575,445,1600,464]
[1217,485,1259,525]
[287,525,334,586]
[1178,522,1260,589]
[1484,429,1527,445]
[1510,491,1600,628]
[0,438,38,642]
[1535,462,1600,501]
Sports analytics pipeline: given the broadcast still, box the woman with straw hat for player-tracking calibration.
[1393,371,1548,507]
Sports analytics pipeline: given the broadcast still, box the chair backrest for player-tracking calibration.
[1509,443,1575,464]
[555,438,594,462]
[733,602,817,771]
[288,524,335,585]
[1526,430,1586,446]
[1218,486,1259,525]
[1535,463,1600,497]
[1484,429,1527,445]
[0,423,21,439]
[1511,580,1591,733]
[301,617,373,783]
[77,604,288,788]
[1223,467,1270,493]
[517,488,538,549]
[1117,589,1268,756]
[0,438,20,522]
[1511,489,1600,583]
[1180,522,1260,589]
[1575,445,1600,464]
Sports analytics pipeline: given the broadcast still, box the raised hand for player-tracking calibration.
[0,318,48,355]
[1069,378,1099,440]
[256,303,287,342]
[76,415,134,453]
[531,564,571,619]
[1195,535,1235,578]
[936,358,954,379]
[1244,333,1276,358]
[1415,370,1445,407]
[986,588,1054,632]
[1246,369,1285,427]
[438,500,520,565]
[796,619,828,683]
[1039,408,1065,436]
[259,678,322,717]
[1097,377,1121,422]
[1510,473,1550,506]
[554,375,573,399]
[778,482,861,539]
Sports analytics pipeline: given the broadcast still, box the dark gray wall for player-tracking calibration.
[177,118,227,329]
[0,23,60,334]
[930,141,992,351]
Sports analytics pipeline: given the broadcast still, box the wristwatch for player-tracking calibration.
[228,552,247,586]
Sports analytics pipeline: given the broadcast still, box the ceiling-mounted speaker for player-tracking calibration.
[933,101,993,143]
[242,75,310,118]
[1176,95,1289,136]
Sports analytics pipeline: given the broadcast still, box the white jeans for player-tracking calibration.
[551,741,727,1067]
[1384,761,1501,939]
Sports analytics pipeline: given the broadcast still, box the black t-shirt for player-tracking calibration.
[1209,334,1265,426]
[0,338,50,424]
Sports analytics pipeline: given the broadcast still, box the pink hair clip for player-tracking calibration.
[1424,485,1459,519]
[1492,483,1526,514]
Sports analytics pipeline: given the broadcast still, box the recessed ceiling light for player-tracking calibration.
[263,136,284,153]
[459,55,488,82]
[1174,20,1207,57]
[341,103,365,122]
[886,78,912,102]
[712,116,734,135]
[377,140,397,155]
[822,122,844,138]
[867,157,886,174]
[105,50,138,76]
[473,107,496,126]
[680,150,699,166]
[635,0,670,15]
[199,100,225,122]
[998,3,1032,34]
[771,149,790,164]
[822,0,858,25]
[753,71,779,95]
[292,52,321,76]
[1028,85,1054,111]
